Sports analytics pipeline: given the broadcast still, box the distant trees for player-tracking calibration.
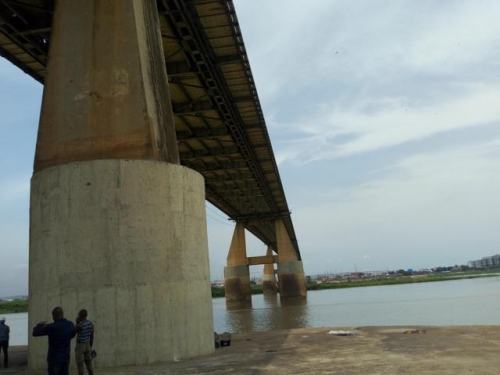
[0,299,28,314]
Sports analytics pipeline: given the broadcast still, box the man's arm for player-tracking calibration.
[90,324,94,347]
[32,322,49,337]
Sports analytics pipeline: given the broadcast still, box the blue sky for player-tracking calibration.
[2,0,500,296]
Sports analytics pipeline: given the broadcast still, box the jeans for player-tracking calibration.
[0,340,8,367]
[75,342,94,375]
[48,361,69,375]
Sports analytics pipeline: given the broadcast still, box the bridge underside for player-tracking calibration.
[0,0,308,370]
[0,0,301,258]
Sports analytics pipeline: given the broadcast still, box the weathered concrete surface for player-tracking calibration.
[8,326,500,374]
[275,219,306,299]
[29,160,214,369]
[34,0,179,172]
[224,265,251,302]
[224,223,251,302]
[262,247,278,294]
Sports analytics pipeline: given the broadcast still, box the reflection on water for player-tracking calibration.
[213,276,500,333]
[276,298,309,330]
[218,293,310,333]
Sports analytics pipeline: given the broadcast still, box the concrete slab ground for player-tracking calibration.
[5,326,500,374]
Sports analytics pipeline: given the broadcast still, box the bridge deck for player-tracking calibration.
[0,0,300,257]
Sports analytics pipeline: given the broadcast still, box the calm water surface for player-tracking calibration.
[7,277,500,345]
[213,276,500,333]
[2,312,28,346]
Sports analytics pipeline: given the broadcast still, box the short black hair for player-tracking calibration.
[52,307,64,319]
[78,309,88,318]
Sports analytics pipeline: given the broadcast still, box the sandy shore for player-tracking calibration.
[4,326,500,374]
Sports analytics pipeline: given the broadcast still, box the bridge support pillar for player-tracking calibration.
[262,246,278,294]
[224,223,251,303]
[28,0,213,370]
[276,219,307,299]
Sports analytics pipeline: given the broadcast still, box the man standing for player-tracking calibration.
[0,317,9,368]
[32,307,76,375]
[75,309,94,375]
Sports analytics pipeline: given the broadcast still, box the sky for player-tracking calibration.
[1,0,500,296]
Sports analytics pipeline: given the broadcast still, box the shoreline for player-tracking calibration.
[5,325,500,374]
[212,271,500,298]
[2,272,500,311]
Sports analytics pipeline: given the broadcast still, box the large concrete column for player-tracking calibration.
[276,219,307,299]
[29,161,213,368]
[262,246,278,294]
[224,223,251,302]
[34,0,179,171]
[28,0,214,370]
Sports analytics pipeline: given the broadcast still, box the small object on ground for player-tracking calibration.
[328,330,359,336]
[214,332,220,348]
[219,331,232,346]
[404,329,426,334]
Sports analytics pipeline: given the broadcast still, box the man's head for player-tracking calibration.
[52,307,64,321]
[78,309,88,320]
[0,317,5,324]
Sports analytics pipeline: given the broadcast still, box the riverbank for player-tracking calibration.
[306,271,500,291]
[5,326,500,374]
[2,271,499,312]
[0,300,27,314]
[210,270,500,298]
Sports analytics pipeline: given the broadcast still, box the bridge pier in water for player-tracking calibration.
[224,223,252,303]
[224,220,306,302]
[276,219,307,299]
[28,0,214,370]
[262,246,278,294]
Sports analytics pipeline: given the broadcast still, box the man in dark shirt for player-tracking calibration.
[32,307,76,375]
[0,317,9,368]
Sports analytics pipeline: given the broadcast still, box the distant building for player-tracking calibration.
[468,254,500,268]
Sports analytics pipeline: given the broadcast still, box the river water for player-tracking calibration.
[5,276,500,345]
[213,276,500,333]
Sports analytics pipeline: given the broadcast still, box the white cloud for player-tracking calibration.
[275,83,500,164]
[406,1,500,74]
[295,140,500,273]
[237,0,500,104]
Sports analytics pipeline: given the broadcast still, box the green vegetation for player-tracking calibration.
[211,270,500,298]
[251,285,263,295]
[211,287,226,298]
[306,271,500,291]
[0,299,28,314]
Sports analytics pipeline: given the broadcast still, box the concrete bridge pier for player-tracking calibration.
[224,223,252,303]
[276,220,307,299]
[262,246,278,294]
[28,0,214,370]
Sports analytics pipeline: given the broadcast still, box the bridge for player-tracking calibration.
[0,0,301,252]
[0,0,306,369]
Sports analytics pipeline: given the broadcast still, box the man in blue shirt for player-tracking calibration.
[32,307,76,375]
[0,317,9,368]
